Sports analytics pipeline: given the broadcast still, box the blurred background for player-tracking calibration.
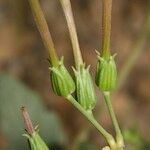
[0,0,150,149]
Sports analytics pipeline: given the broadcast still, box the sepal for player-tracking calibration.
[73,64,96,110]
[95,53,117,92]
[50,57,75,96]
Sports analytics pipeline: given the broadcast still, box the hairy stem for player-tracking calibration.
[66,95,116,149]
[29,0,59,66]
[102,0,112,59]
[60,0,83,69]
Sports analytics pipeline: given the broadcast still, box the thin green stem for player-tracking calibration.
[60,0,83,69]
[66,95,116,149]
[103,92,120,135]
[103,92,124,149]
[102,0,112,59]
[29,0,59,66]
[118,12,150,89]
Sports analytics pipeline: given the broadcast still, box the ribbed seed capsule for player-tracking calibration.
[73,64,96,111]
[95,54,117,92]
[23,131,49,150]
[50,57,75,97]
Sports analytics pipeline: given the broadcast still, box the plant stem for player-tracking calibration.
[29,0,59,67]
[60,0,83,69]
[103,92,124,149]
[66,95,116,149]
[118,12,150,89]
[102,0,112,59]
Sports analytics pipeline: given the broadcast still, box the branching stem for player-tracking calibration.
[66,95,116,149]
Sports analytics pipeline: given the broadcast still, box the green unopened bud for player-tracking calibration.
[50,57,75,97]
[23,130,49,150]
[95,53,117,92]
[21,107,49,150]
[73,64,96,111]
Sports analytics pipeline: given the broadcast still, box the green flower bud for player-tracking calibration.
[73,64,96,110]
[21,107,49,150]
[23,130,49,150]
[50,57,75,97]
[95,54,117,92]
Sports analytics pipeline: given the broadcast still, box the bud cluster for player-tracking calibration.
[50,58,97,111]
[50,52,117,110]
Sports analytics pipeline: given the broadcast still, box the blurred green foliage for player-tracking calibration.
[124,128,150,150]
[79,141,96,150]
[0,73,67,150]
